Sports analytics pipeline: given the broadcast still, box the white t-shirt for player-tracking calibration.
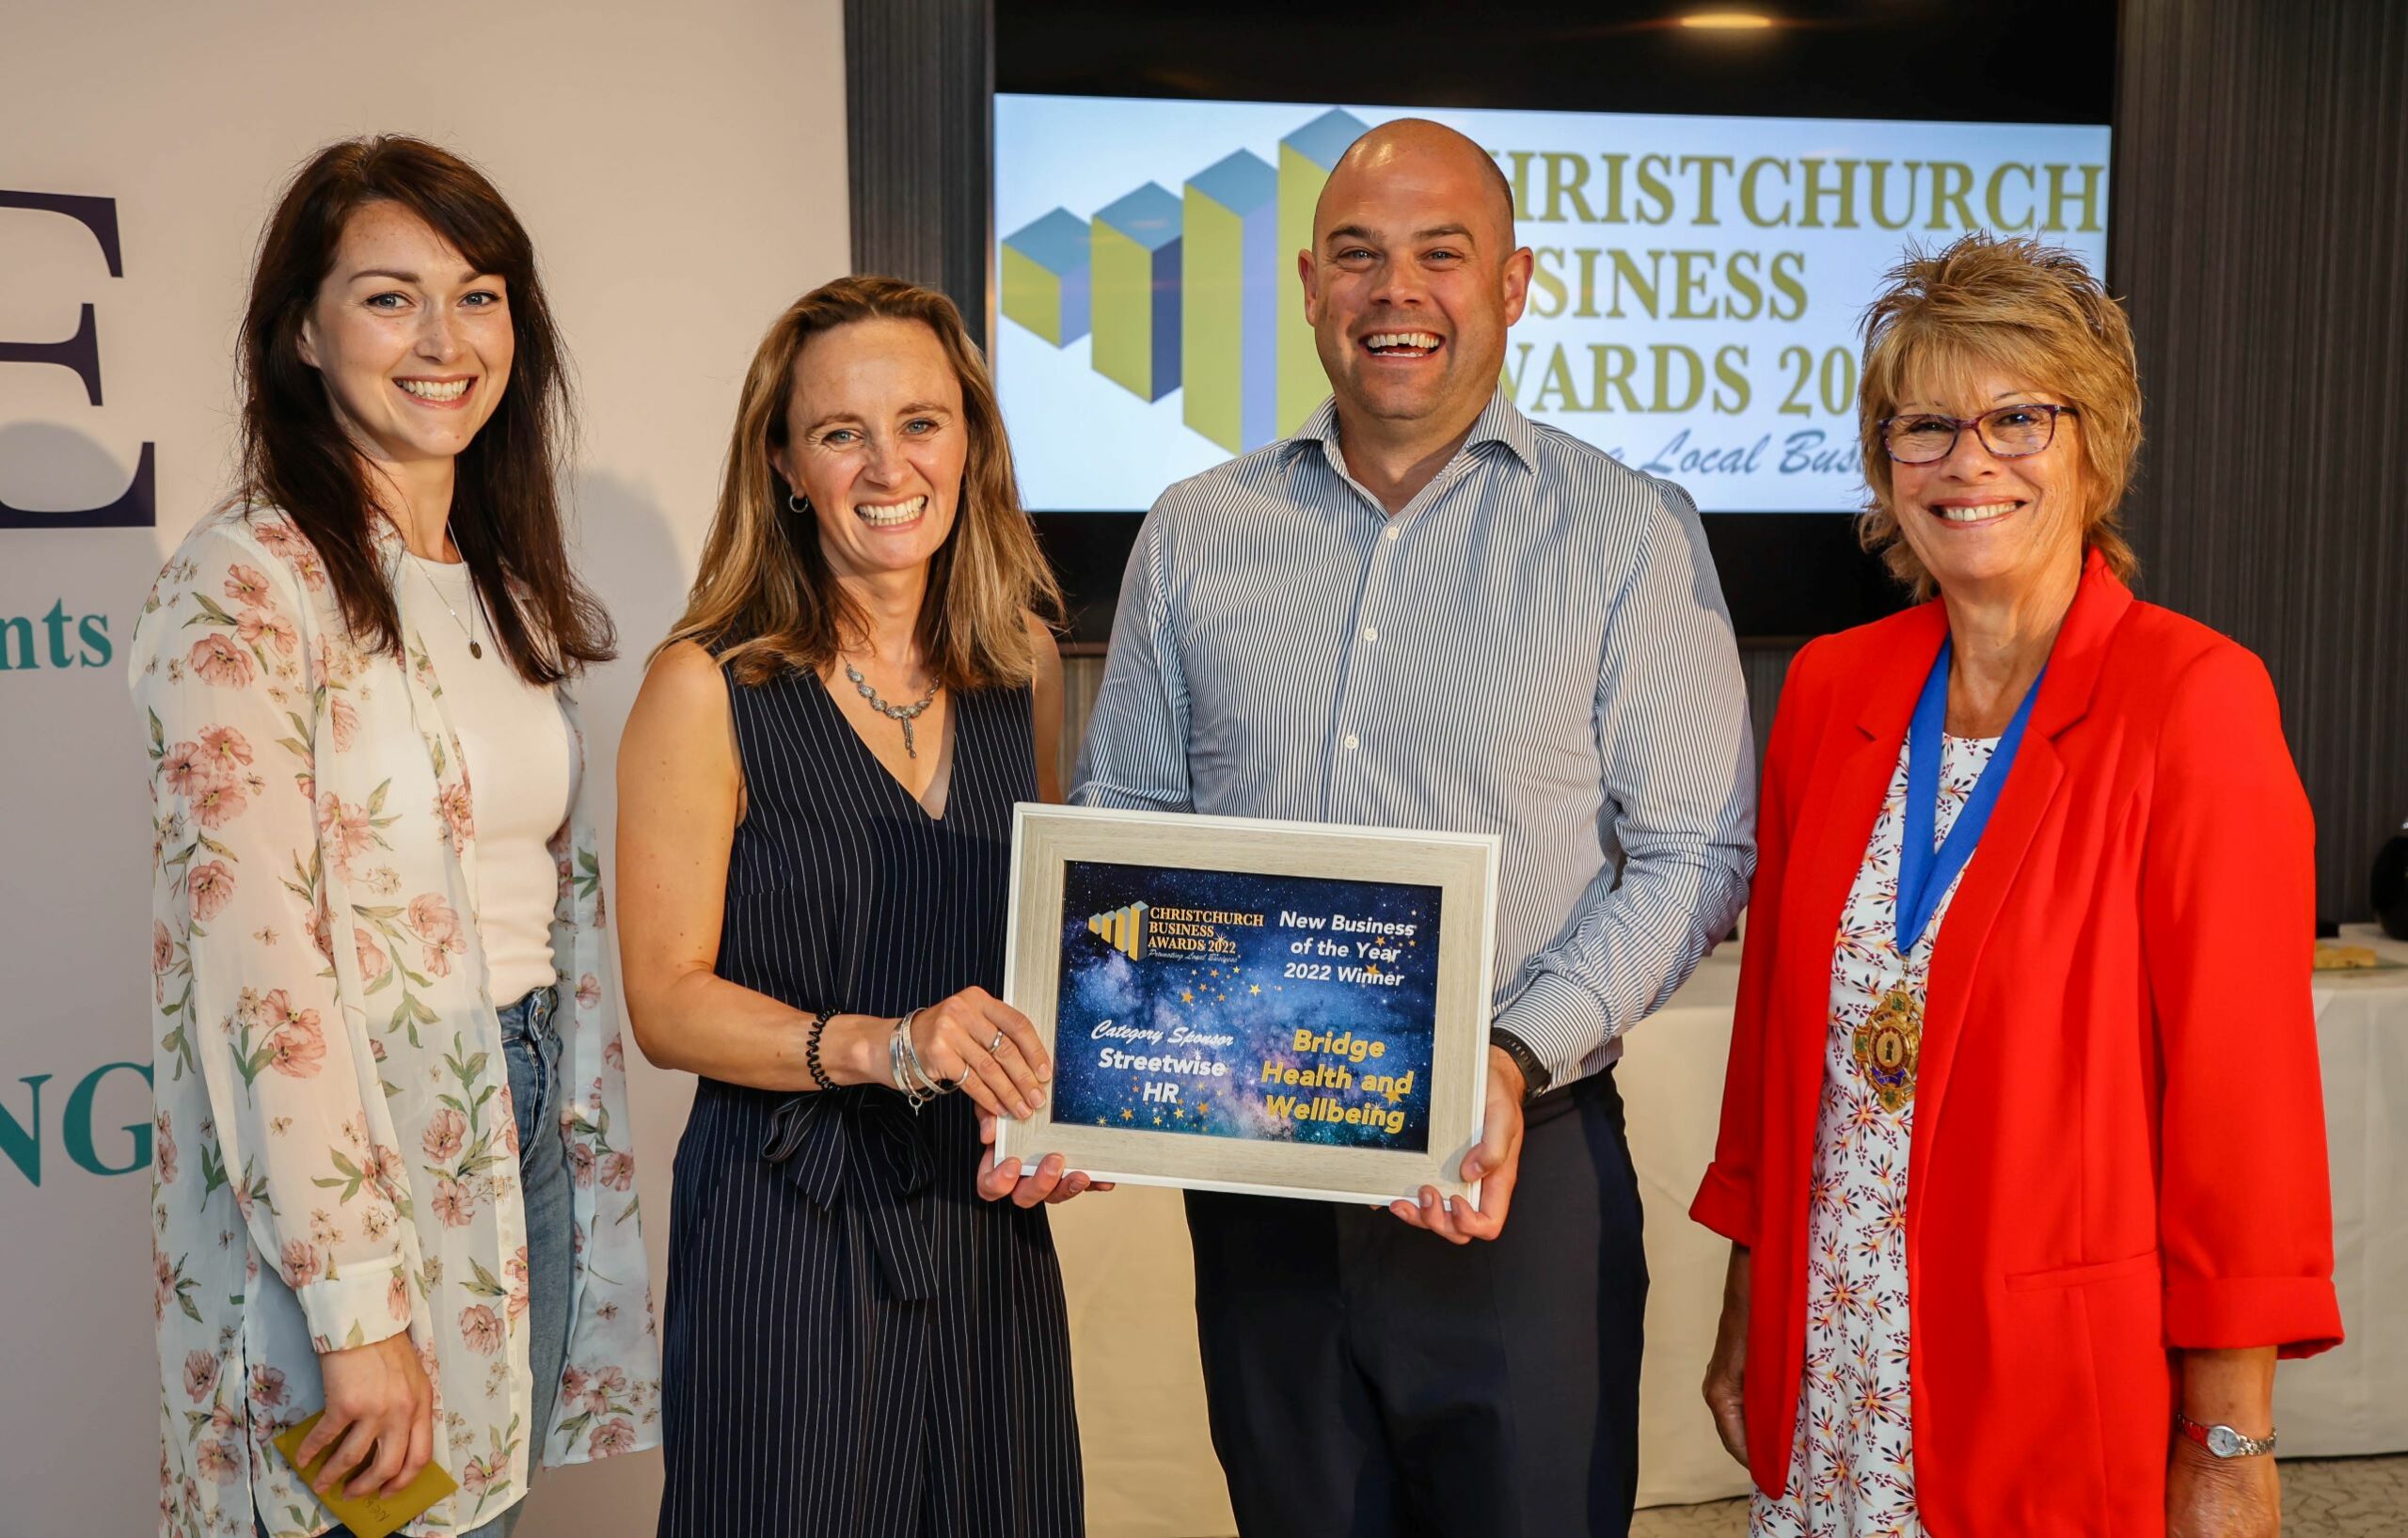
[396,555,577,1006]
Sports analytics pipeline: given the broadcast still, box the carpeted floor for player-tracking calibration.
[1628,1455,2408,1536]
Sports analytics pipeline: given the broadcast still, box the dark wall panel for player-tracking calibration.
[2111,0,2408,922]
[846,0,992,347]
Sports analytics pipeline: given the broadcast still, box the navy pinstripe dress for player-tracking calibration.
[659,672,1084,1537]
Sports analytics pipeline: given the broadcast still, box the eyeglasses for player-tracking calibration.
[1877,404,2079,465]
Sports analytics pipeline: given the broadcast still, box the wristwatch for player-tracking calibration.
[2174,1412,2277,1458]
[1489,1029,1551,1102]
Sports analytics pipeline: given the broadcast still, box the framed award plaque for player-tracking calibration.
[996,804,1500,1208]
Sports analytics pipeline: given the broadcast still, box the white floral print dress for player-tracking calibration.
[135,504,660,1538]
[1751,733,1997,1538]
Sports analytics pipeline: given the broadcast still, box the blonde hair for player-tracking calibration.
[1856,233,2143,597]
[666,276,1062,688]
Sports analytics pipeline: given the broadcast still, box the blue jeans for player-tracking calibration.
[265,984,576,1538]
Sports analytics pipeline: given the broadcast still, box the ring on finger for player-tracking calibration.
[989,1029,1005,1053]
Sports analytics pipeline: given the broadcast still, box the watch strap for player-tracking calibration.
[1489,1028,1551,1102]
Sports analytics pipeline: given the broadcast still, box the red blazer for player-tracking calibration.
[1692,553,2341,1534]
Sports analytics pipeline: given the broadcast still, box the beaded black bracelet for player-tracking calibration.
[803,1010,836,1091]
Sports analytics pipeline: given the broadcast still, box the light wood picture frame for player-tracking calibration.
[996,804,1500,1208]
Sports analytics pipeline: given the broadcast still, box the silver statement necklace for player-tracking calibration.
[404,526,483,659]
[845,660,940,757]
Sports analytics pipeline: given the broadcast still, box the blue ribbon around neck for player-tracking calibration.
[1897,638,2048,956]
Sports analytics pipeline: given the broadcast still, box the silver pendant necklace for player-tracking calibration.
[845,660,939,757]
[404,527,483,659]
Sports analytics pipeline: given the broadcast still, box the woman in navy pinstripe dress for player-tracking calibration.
[617,277,1094,1536]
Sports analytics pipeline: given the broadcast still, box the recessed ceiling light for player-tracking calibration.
[1679,10,1777,27]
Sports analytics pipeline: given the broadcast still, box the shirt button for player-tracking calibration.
[1362,626,1378,642]
[1343,733,1360,752]
[1384,526,1401,542]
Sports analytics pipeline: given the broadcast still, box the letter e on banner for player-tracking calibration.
[0,190,156,529]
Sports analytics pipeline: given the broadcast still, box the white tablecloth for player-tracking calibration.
[1051,926,2408,1529]
[2273,923,2408,1454]
[1618,945,1754,1507]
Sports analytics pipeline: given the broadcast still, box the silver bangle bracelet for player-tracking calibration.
[897,1008,937,1097]
[916,1018,960,1097]
[888,1016,916,1103]
[889,1008,949,1106]
[887,1015,922,1105]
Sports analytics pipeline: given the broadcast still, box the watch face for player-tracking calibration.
[2208,1425,2243,1457]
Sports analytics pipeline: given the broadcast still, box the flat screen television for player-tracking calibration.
[992,2,2117,642]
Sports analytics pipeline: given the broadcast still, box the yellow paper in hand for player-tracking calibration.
[271,1410,458,1538]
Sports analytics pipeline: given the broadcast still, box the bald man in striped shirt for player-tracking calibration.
[1073,119,1754,1537]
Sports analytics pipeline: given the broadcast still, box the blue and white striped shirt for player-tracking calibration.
[1071,391,1757,1088]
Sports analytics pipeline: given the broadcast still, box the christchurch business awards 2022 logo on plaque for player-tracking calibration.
[1085,899,1151,961]
[1054,862,1440,1150]
[1002,805,1497,1207]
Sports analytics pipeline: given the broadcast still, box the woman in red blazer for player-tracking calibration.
[1692,235,2340,1538]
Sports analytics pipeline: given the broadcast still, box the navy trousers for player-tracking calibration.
[1184,1069,1647,1538]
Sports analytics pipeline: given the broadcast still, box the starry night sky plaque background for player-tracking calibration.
[1051,860,1442,1151]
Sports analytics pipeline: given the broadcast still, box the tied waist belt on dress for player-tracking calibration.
[760,1087,937,1301]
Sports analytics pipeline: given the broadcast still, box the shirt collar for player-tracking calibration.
[1287,389,1540,478]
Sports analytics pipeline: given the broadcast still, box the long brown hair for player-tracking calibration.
[238,135,612,683]
[1856,233,2143,598]
[666,276,1062,689]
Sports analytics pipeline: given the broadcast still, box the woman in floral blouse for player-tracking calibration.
[134,136,657,1538]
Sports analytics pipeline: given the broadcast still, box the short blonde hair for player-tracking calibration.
[665,276,1062,689]
[1856,234,2143,597]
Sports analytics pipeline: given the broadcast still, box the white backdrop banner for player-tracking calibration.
[0,5,848,1534]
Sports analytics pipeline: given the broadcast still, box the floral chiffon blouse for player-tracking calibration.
[134,504,659,1538]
